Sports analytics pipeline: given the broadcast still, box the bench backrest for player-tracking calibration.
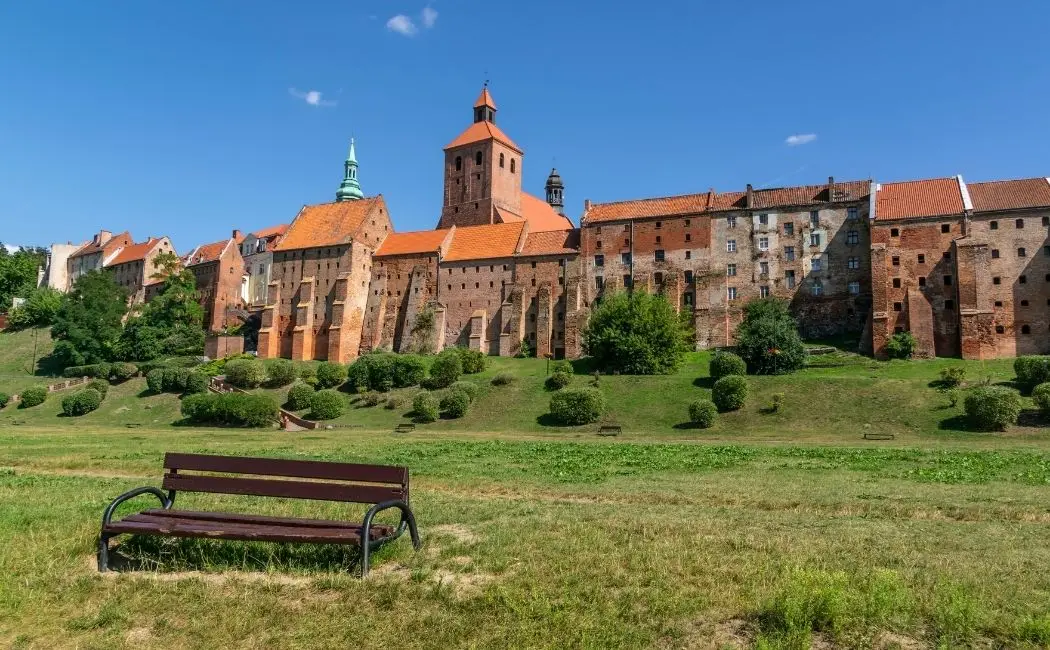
[162,453,409,504]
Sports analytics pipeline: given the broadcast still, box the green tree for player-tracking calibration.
[115,252,205,360]
[582,290,688,374]
[0,247,45,312]
[7,287,62,329]
[733,298,806,375]
[50,271,128,366]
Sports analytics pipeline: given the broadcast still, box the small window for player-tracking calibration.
[810,233,821,247]
[812,257,823,271]
[759,214,768,226]
[848,281,860,295]
[1016,218,1025,229]
[1043,216,1049,226]
[685,250,692,260]
[847,256,859,269]
[785,270,796,289]
[510,159,516,173]
[1018,247,1027,257]
[531,261,536,269]
[918,277,926,287]
[944,275,952,286]
[685,270,694,284]
[811,281,823,297]
[727,264,737,277]
[847,207,859,220]
[991,249,1000,259]
[621,253,631,265]
[943,251,951,260]
[1021,300,1029,306]
[475,151,483,165]
[784,222,794,236]
[785,246,795,261]
[996,325,1005,334]
[917,254,925,264]
[727,287,737,300]
[655,235,662,243]
[893,302,903,312]
[990,220,998,230]
[654,272,664,284]
[596,240,602,250]
[893,278,901,288]
[499,153,505,168]
[655,221,662,229]
[846,230,859,245]
[760,285,770,298]
[727,215,737,228]
[890,228,900,237]
[685,219,691,226]
[892,256,900,266]
[623,275,632,288]
[727,240,737,253]
[810,211,820,227]
[945,299,954,310]
[1020,275,1027,284]
[1022,325,1031,334]
[625,239,630,246]
[941,223,950,233]
[684,293,693,306]
[685,233,691,242]
[655,250,665,262]
[594,276,604,290]
[759,236,769,251]
[993,277,1001,285]
[594,255,604,267]
[455,156,462,171]
[759,261,769,275]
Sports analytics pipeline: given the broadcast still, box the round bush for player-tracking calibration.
[549,387,606,425]
[440,389,470,419]
[456,347,487,374]
[384,395,404,410]
[297,364,317,382]
[63,363,112,379]
[545,371,572,391]
[365,354,395,392]
[0,392,9,409]
[413,391,439,423]
[688,399,718,428]
[146,368,165,394]
[491,371,514,386]
[551,360,574,376]
[428,349,463,389]
[939,367,966,388]
[162,367,193,393]
[181,393,217,422]
[315,361,348,389]
[710,352,747,379]
[109,362,138,383]
[1033,383,1050,415]
[286,383,315,411]
[449,381,479,403]
[712,375,749,412]
[309,389,345,420]
[264,358,297,387]
[62,388,102,416]
[19,386,48,408]
[218,393,279,427]
[1015,356,1050,388]
[345,358,370,393]
[86,379,109,399]
[224,358,265,389]
[184,371,209,394]
[391,354,427,388]
[964,386,1022,431]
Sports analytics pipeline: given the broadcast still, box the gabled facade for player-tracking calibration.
[239,223,288,308]
[67,230,134,286]
[103,236,176,305]
[183,232,246,332]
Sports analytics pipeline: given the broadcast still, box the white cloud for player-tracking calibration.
[421,6,438,28]
[785,133,817,146]
[386,14,418,36]
[288,88,336,107]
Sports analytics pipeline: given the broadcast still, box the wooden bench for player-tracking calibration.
[394,423,416,433]
[98,453,421,577]
[863,432,895,440]
[598,425,622,436]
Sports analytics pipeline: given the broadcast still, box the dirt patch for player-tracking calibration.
[660,618,752,649]
[369,559,501,599]
[875,631,928,649]
[87,554,317,586]
[126,627,153,644]
[430,524,479,544]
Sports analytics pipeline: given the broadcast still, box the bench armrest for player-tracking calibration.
[362,500,421,550]
[101,486,173,528]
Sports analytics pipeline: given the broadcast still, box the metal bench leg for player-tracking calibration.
[97,534,112,572]
[360,537,371,578]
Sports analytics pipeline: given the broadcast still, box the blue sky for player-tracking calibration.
[2,0,1048,251]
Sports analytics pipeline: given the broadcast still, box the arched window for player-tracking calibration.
[499,153,505,168]
[510,158,516,173]
[475,151,483,166]
[455,156,462,171]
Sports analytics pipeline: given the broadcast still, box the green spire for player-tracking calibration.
[335,138,363,202]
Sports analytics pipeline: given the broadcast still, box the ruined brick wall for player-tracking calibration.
[513,256,572,358]
[954,238,996,359]
[438,260,513,353]
[267,245,353,360]
[362,254,439,353]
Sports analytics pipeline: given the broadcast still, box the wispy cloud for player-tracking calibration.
[288,88,336,107]
[422,6,438,28]
[386,14,418,36]
[785,133,817,146]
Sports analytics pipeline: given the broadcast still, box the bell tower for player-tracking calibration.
[335,138,364,202]
[545,168,564,215]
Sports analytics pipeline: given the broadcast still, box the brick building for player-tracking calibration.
[67,230,134,286]
[103,237,177,305]
[183,232,246,332]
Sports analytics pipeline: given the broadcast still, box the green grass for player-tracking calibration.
[0,327,56,395]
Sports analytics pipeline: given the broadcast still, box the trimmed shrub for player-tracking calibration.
[885,332,918,360]
[939,367,966,388]
[449,381,479,403]
[286,383,315,411]
[413,391,439,423]
[712,375,749,412]
[162,367,193,393]
[297,364,317,383]
[109,362,138,383]
[440,389,470,419]
[0,393,8,409]
[362,392,383,407]
[491,371,514,386]
[224,358,265,389]
[184,371,209,394]
[345,358,370,393]
[384,395,405,410]
[1014,356,1050,388]
[391,354,427,388]
[551,360,574,376]
[137,360,171,375]
[365,354,395,392]
[964,386,1022,431]
[315,361,348,389]
[456,347,487,374]
[19,386,48,409]
[549,387,606,425]
[309,389,345,420]
[264,358,297,387]
[710,351,747,379]
[545,371,572,391]
[180,393,216,422]
[202,393,279,427]
[63,363,111,379]
[1033,383,1050,415]
[62,388,102,416]
[688,399,717,428]
[86,379,109,399]
[428,349,462,389]
[146,368,166,394]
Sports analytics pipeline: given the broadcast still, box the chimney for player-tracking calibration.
[745,184,754,209]
[232,229,243,240]
[827,176,835,201]
[584,199,591,212]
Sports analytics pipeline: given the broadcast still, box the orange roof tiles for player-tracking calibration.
[252,223,288,239]
[443,222,525,262]
[185,239,229,266]
[498,193,575,232]
[107,238,161,266]
[584,192,712,223]
[474,87,496,110]
[375,229,452,257]
[968,178,1050,212]
[521,229,579,256]
[70,231,131,259]
[275,197,384,251]
[445,121,521,152]
[875,178,964,221]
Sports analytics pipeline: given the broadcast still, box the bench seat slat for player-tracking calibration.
[162,474,405,503]
[138,509,394,536]
[104,516,380,544]
[164,453,407,485]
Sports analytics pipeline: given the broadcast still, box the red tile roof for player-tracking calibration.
[185,239,229,266]
[443,222,525,262]
[968,178,1050,212]
[445,121,521,152]
[497,193,575,232]
[584,192,712,223]
[252,223,288,239]
[375,229,452,257]
[275,197,385,251]
[70,231,131,259]
[520,229,579,256]
[875,178,964,221]
[474,87,496,110]
[106,238,162,266]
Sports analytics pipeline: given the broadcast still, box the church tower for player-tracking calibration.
[545,168,564,215]
[438,85,524,229]
[335,138,364,202]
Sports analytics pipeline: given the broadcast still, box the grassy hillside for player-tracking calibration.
[0,327,55,394]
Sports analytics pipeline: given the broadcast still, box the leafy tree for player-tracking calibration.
[0,247,45,312]
[7,287,62,329]
[582,290,688,375]
[733,299,806,375]
[50,271,128,366]
[115,252,204,360]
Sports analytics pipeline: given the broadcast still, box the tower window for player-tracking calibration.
[990,220,998,230]
[893,278,901,288]
[991,249,1000,259]
[918,254,925,264]
[1016,218,1025,229]
[941,223,950,233]
[1018,247,1027,257]
[685,233,691,242]
[499,153,505,168]
[455,156,462,171]
[510,159,516,173]
[475,151,483,166]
